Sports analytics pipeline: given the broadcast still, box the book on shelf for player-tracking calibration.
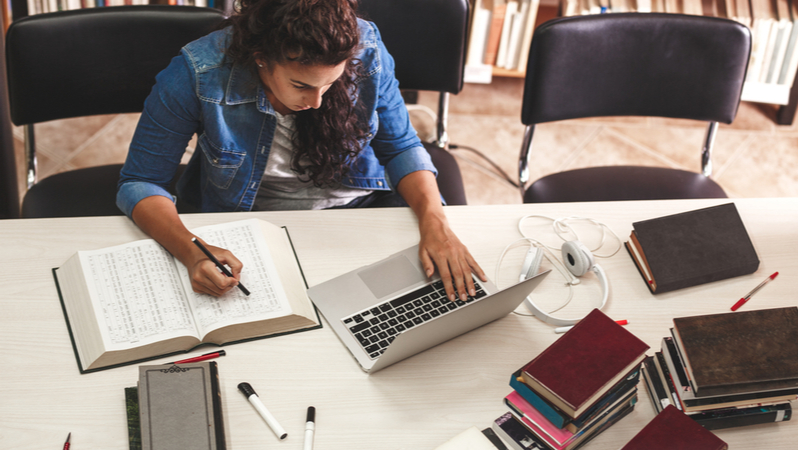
[625,203,760,294]
[620,405,728,450]
[671,307,798,398]
[133,362,225,450]
[517,308,649,418]
[53,218,321,373]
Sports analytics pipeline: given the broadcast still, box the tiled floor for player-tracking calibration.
[11,76,798,208]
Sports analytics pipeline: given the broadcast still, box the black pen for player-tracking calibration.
[192,237,250,296]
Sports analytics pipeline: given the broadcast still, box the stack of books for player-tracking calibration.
[491,309,649,450]
[642,307,798,430]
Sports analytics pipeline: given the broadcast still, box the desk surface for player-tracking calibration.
[0,198,797,450]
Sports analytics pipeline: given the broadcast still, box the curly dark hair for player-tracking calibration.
[222,0,368,186]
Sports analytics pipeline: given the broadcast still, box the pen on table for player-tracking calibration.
[238,382,288,440]
[167,350,226,365]
[731,271,779,311]
[62,433,71,450]
[191,237,250,296]
[555,319,628,334]
[304,406,316,450]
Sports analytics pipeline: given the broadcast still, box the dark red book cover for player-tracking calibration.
[521,308,649,417]
[621,405,728,450]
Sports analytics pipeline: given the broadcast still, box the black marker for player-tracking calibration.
[192,237,250,296]
[304,407,316,450]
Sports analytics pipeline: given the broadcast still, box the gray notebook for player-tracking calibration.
[138,362,225,450]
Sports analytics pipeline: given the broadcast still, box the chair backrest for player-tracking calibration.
[521,13,751,126]
[6,5,227,126]
[357,0,469,95]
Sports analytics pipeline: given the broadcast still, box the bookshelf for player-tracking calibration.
[3,0,228,29]
[466,0,799,124]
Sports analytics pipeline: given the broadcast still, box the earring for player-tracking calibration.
[257,63,263,68]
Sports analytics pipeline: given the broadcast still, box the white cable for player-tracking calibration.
[495,237,574,316]
[518,215,623,258]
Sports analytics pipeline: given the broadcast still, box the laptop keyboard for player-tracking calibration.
[342,277,487,360]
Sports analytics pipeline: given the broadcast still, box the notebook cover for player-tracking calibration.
[672,307,798,398]
[620,405,728,450]
[521,308,649,417]
[631,203,760,294]
[138,362,225,450]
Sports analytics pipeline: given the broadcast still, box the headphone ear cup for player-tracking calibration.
[562,241,594,277]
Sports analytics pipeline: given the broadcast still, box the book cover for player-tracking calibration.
[492,412,549,450]
[672,307,798,398]
[138,362,225,450]
[434,426,507,449]
[53,219,322,373]
[663,332,798,411]
[628,203,760,294]
[620,405,728,450]
[520,308,649,418]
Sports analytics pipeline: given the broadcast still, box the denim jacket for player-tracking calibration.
[116,19,436,217]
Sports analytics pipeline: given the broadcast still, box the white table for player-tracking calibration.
[0,198,796,449]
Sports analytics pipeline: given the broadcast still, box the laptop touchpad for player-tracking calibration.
[358,254,425,299]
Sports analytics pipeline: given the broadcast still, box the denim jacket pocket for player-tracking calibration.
[198,134,246,190]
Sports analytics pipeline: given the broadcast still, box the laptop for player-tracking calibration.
[307,245,551,373]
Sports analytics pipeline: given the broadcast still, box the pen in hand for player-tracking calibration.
[191,237,250,296]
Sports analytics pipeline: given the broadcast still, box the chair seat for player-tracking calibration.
[22,164,197,218]
[22,165,125,218]
[523,166,728,203]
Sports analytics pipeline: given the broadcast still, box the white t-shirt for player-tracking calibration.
[253,111,372,211]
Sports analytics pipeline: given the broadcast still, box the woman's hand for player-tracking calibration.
[397,170,487,302]
[131,195,244,297]
[418,212,487,302]
[186,241,243,297]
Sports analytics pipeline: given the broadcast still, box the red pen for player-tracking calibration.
[167,350,226,365]
[731,272,779,311]
[63,433,71,450]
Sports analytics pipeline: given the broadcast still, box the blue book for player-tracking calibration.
[510,369,570,428]
[510,367,641,431]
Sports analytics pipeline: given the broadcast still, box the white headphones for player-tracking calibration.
[511,215,618,327]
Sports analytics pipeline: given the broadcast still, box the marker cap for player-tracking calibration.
[238,382,256,397]
[306,406,315,422]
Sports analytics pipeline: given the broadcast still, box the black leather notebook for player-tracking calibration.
[625,203,759,294]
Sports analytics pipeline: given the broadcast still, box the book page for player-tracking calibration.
[180,219,294,338]
[80,240,199,351]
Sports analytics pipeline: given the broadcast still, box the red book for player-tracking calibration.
[621,405,728,449]
[519,308,649,418]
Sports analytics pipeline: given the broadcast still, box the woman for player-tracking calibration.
[117,0,485,300]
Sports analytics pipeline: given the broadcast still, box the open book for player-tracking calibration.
[53,218,321,373]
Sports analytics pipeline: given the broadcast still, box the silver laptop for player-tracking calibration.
[307,245,550,373]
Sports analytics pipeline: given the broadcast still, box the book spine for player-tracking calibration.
[209,362,226,450]
[642,356,670,412]
[692,404,793,430]
[510,371,569,429]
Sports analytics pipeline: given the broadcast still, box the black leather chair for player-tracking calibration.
[6,5,226,218]
[359,0,469,205]
[517,13,751,203]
